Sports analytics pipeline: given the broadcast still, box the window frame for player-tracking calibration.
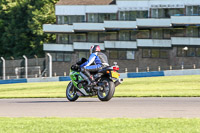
[49,52,72,62]
[176,46,200,57]
[109,50,135,60]
[142,48,169,59]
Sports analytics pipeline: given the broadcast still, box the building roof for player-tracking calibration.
[56,0,115,5]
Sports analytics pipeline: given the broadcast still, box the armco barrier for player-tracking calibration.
[27,77,59,83]
[127,71,165,78]
[59,76,71,81]
[119,73,128,79]
[0,79,27,84]
[1,69,200,84]
[164,69,200,76]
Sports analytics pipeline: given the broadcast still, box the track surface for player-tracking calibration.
[0,97,200,118]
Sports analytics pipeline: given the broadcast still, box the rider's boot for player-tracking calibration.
[82,68,96,86]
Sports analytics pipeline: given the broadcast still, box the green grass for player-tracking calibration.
[0,118,200,133]
[1,75,200,98]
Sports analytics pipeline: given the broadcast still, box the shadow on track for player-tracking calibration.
[15,100,100,103]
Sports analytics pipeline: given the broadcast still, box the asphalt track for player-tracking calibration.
[0,97,200,118]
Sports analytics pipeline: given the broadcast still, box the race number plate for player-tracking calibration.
[111,71,119,79]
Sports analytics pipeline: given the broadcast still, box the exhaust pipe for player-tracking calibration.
[114,78,123,87]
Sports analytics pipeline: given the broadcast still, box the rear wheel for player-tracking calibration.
[97,77,115,101]
[66,82,79,101]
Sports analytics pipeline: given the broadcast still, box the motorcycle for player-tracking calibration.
[66,58,123,101]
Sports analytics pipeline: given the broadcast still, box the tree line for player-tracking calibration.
[0,0,58,59]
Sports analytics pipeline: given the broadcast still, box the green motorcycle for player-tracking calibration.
[66,59,123,102]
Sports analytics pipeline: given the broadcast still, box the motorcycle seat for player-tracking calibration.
[98,66,113,73]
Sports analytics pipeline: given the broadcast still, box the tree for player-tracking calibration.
[0,0,58,59]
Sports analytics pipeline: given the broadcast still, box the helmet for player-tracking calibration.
[90,45,101,54]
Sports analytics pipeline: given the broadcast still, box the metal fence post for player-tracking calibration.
[47,53,52,78]
[23,55,28,79]
[170,65,172,70]
[1,57,6,80]
[158,66,161,71]
[147,67,149,72]
[136,67,139,73]
[193,64,196,69]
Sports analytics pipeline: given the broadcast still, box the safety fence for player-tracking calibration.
[0,57,46,80]
[0,54,200,80]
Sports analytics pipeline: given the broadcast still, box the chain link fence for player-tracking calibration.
[0,56,200,80]
[0,57,46,80]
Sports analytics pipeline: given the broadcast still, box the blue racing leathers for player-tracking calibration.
[80,52,102,71]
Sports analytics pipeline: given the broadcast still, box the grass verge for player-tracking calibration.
[0,75,200,98]
[0,118,200,133]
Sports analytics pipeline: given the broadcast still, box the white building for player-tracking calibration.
[43,0,200,74]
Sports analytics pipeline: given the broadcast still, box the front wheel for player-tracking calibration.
[66,82,79,101]
[97,77,115,101]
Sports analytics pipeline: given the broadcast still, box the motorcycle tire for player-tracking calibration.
[97,77,115,101]
[66,82,79,101]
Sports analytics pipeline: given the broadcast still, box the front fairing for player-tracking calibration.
[69,69,84,89]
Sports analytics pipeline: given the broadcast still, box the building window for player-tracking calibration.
[119,11,148,21]
[99,13,117,22]
[118,51,126,59]
[129,11,137,21]
[177,47,200,57]
[49,52,71,62]
[106,32,117,41]
[67,16,85,24]
[137,30,150,39]
[177,47,186,57]
[152,49,160,58]
[186,6,200,16]
[64,53,71,62]
[88,32,98,42]
[137,11,148,18]
[142,49,151,58]
[119,11,129,20]
[186,27,198,37]
[126,51,135,59]
[171,28,186,37]
[57,16,67,24]
[151,8,184,18]
[109,50,135,60]
[51,53,56,61]
[166,8,184,17]
[163,29,171,39]
[151,9,165,18]
[119,31,130,41]
[142,49,169,58]
[99,32,117,42]
[187,48,196,57]
[109,50,118,59]
[69,34,86,44]
[151,29,163,39]
[196,48,200,57]
[78,52,90,60]
[56,53,64,61]
[87,13,117,23]
[57,16,84,24]
[58,34,69,44]
[88,13,98,23]
[160,49,168,58]
[130,31,137,41]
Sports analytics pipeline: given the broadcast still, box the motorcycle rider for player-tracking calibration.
[79,45,109,86]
